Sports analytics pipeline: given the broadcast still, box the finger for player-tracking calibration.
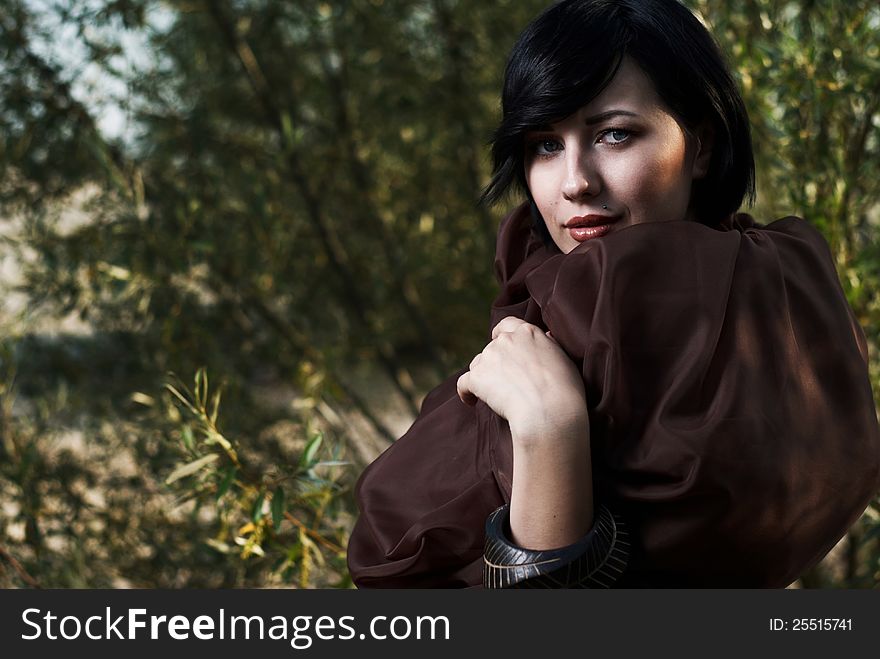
[491,316,528,340]
[456,372,478,406]
[468,352,483,370]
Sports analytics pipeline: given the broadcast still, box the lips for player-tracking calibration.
[564,214,621,243]
[564,213,620,228]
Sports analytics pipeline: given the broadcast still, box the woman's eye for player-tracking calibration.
[530,139,563,157]
[599,128,631,145]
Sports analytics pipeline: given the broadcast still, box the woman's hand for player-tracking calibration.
[457,316,594,549]
[456,316,587,442]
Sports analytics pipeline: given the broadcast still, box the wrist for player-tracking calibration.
[507,412,594,549]
[509,469,594,549]
[509,404,589,451]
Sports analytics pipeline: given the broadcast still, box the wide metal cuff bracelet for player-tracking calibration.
[483,503,629,588]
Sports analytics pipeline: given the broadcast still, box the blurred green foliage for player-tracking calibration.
[0,0,878,588]
[163,368,351,587]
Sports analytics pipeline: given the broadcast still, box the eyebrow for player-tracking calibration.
[534,110,639,131]
[583,109,639,125]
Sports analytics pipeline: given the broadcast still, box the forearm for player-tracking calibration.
[508,412,594,550]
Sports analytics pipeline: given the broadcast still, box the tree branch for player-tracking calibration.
[204,0,423,416]
[0,544,41,589]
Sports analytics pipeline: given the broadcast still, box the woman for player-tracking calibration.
[347,0,880,588]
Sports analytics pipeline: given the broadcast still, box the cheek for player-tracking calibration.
[526,167,559,214]
[617,141,691,215]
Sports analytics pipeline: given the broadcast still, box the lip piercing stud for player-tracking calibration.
[602,204,608,209]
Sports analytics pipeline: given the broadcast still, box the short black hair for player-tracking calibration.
[482,0,755,242]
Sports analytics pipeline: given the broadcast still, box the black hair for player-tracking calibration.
[481,0,755,243]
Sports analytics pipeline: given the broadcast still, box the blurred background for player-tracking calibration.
[0,0,878,588]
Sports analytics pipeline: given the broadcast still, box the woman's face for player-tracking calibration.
[524,58,711,254]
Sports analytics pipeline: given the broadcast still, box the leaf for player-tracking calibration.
[271,486,285,531]
[130,392,155,406]
[215,466,236,501]
[205,538,232,554]
[164,382,198,415]
[194,368,208,410]
[165,454,218,484]
[209,389,222,426]
[299,432,323,469]
[312,460,350,469]
[241,541,265,558]
[181,425,195,452]
[251,491,265,523]
[281,111,295,147]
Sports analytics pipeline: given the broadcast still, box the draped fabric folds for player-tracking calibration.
[347,203,880,587]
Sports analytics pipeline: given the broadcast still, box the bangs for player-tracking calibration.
[483,5,630,206]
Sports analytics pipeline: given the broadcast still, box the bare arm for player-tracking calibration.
[456,316,593,550]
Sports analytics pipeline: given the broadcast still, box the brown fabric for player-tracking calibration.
[348,203,880,587]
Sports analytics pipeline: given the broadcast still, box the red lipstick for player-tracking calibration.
[564,214,620,242]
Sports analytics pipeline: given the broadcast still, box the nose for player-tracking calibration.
[561,150,598,201]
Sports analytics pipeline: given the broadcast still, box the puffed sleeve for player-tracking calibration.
[346,370,507,587]
[514,216,880,586]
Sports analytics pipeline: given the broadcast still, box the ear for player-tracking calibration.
[691,122,714,179]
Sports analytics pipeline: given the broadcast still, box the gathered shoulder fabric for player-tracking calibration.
[347,204,880,587]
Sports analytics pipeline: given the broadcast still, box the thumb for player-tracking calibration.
[456,372,478,406]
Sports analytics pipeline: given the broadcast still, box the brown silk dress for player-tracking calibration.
[347,203,880,587]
